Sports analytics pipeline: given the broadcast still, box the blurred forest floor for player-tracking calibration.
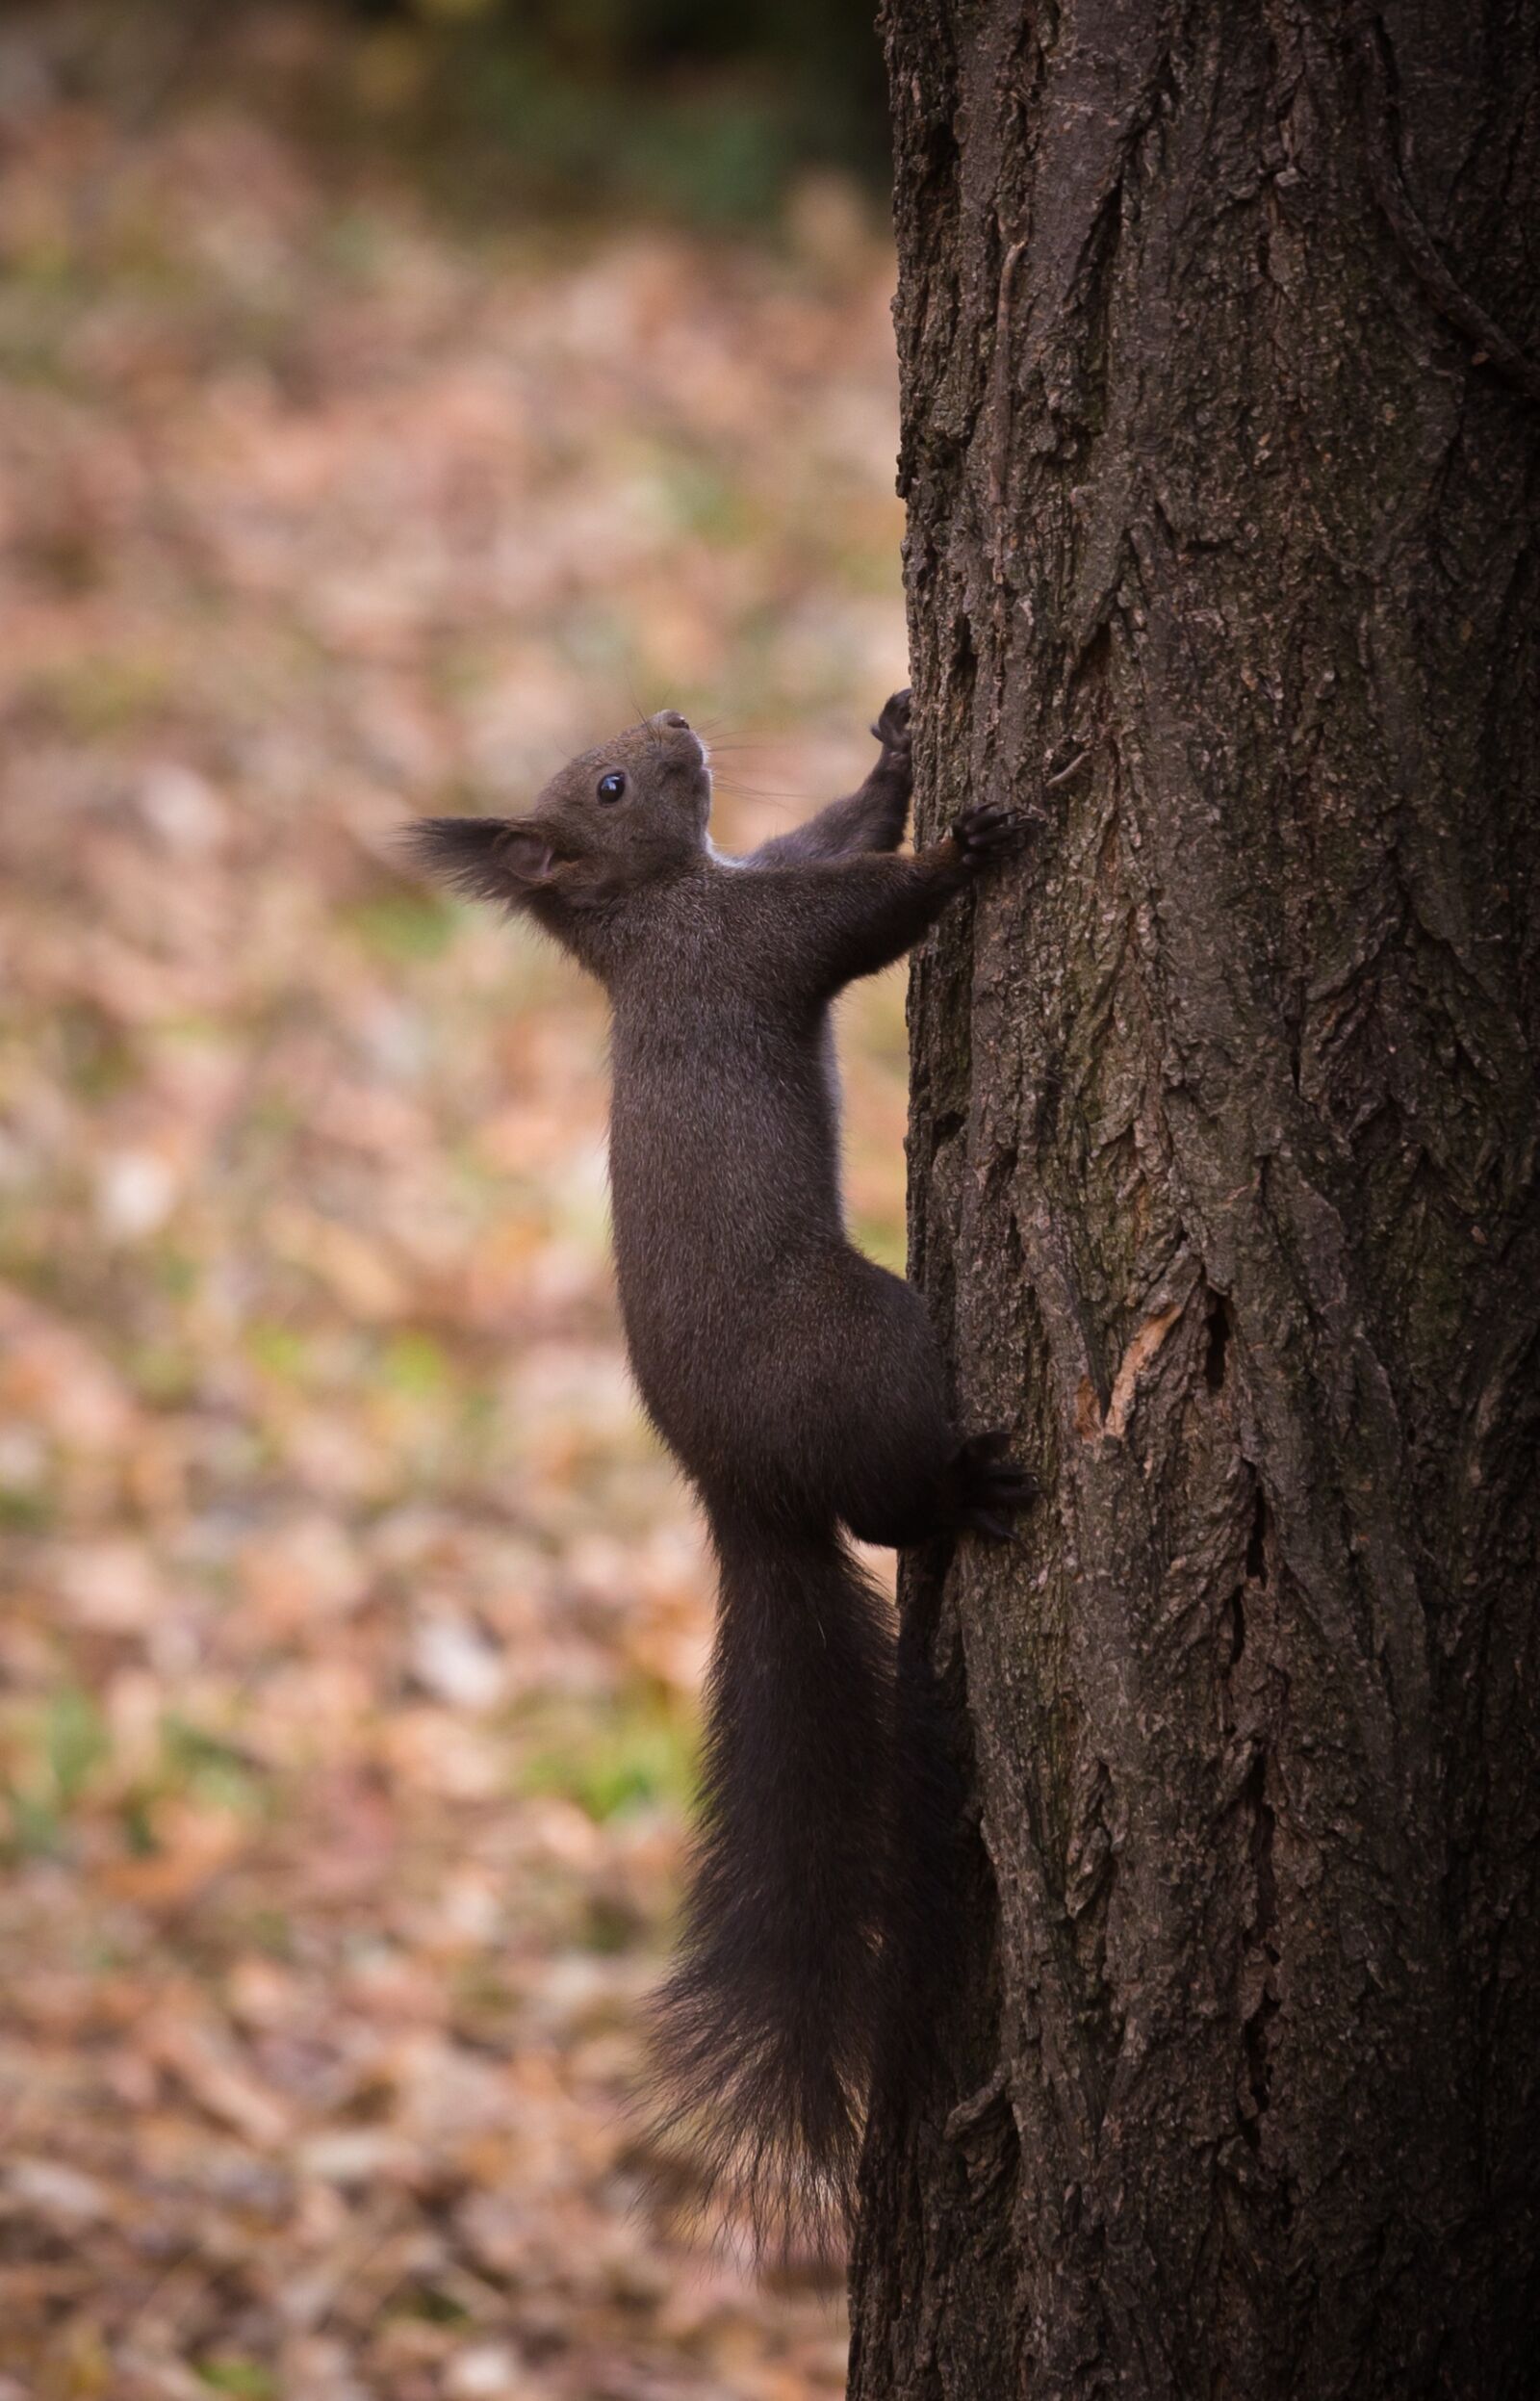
[0,10,911,2396]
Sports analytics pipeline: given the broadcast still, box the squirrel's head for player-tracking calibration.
[407,710,710,912]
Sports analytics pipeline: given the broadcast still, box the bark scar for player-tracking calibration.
[1080,1299,1185,1441]
[988,236,1029,588]
[944,2061,1012,2142]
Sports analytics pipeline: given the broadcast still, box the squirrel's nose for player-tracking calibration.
[658,710,690,731]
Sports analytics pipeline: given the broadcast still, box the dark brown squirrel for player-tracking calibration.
[409,693,1033,2251]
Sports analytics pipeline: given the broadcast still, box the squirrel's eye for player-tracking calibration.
[597,770,627,803]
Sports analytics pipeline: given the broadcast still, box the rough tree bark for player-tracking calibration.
[849,5,1540,2395]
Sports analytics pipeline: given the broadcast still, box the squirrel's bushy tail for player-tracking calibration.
[650,1511,895,2256]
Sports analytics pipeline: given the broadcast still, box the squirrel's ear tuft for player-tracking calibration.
[404,816,556,904]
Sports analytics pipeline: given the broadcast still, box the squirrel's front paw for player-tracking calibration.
[871,686,912,758]
[950,802,1026,870]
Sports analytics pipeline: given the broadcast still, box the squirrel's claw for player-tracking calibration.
[963,1509,1023,1545]
[950,801,1029,871]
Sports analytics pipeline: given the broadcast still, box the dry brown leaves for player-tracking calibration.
[0,23,911,2400]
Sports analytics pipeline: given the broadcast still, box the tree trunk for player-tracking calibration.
[850,5,1540,2395]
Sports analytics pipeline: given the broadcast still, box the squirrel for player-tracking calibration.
[409,692,1034,2251]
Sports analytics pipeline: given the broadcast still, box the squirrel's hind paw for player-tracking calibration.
[951,1430,1038,1537]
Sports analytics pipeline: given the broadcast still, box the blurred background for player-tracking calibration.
[0,3,909,2394]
